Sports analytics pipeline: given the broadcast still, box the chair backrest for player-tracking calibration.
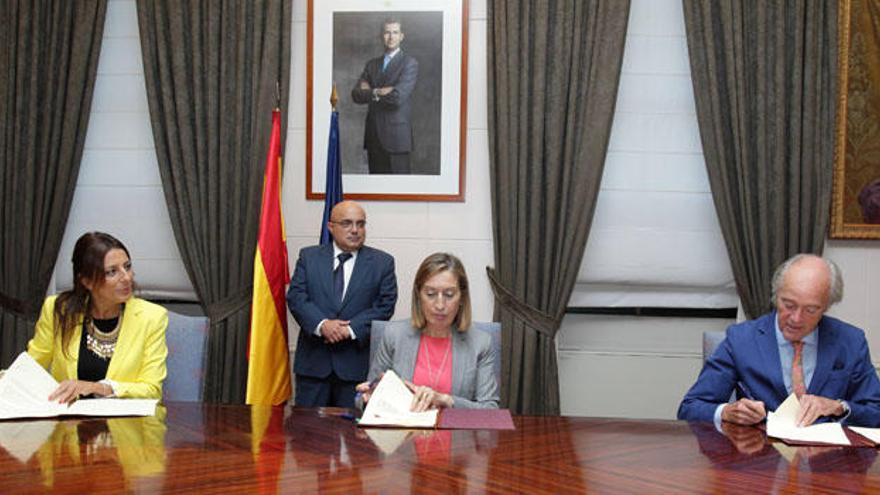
[163,310,209,402]
[702,330,735,402]
[370,319,502,388]
[702,330,726,362]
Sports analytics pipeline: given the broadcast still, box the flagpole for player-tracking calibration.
[320,84,344,245]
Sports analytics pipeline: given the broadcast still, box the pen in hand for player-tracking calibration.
[736,381,755,400]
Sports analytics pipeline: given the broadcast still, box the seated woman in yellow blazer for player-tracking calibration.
[27,232,168,403]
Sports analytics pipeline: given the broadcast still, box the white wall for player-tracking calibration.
[59,0,880,420]
[285,0,495,329]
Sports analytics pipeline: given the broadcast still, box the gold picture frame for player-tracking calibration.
[831,0,880,238]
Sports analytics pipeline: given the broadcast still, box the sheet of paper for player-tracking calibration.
[359,370,438,428]
[766,393,850,446]
[0,352,157,420]
[848,426,880,444]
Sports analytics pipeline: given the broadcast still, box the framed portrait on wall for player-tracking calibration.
[307,0,468,201]
[831,0,880,239]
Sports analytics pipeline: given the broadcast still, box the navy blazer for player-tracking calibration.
[678,312,880,427]
[287,244,397,382]
[351,51,419,153]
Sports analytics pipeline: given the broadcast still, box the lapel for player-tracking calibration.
[451,330,467,396]
[106,298,141,379]
[318,243,337,306]
[755,313,787,399]
[381,51,404,81]
[67,317,84,378]
[341,247,369,310]
[809,317,836,394]
[400,325,421,381]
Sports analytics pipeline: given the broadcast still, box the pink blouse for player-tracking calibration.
[412,335,453,395]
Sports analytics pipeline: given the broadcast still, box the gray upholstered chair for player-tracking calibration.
[162,310,209,402]
[702,330,735,402]
[370,319,502,387]
[702,330,726,361]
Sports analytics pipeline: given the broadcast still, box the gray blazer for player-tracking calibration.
[369,320,499,409]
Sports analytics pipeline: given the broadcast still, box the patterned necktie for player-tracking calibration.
[791,341,806,398]
[383,54,391,71]
[334,253,352,303]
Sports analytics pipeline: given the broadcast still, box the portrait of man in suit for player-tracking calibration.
[330,11,443,178]
[286,201,398,407]
[351,18,419,174]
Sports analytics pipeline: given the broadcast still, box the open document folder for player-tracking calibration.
[359,370,439,428]
[0,352,157,420]
[358,370,515,430]
[766,393,852,446]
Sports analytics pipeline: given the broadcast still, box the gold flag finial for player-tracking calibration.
[330,83,338,111]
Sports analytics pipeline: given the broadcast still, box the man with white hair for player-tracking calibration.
[678,254,880,427]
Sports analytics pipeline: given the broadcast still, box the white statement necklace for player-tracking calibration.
[85,307,123,360]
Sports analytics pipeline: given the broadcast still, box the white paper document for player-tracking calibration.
[0,352,157,420]
[359,370,438,428]
[766,393,850,446]
[848,426,880,444]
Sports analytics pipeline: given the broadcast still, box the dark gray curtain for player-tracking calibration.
[137,0,291,403]
[486,1,630,415]
[0,1,107,366]
[683,1,837,319]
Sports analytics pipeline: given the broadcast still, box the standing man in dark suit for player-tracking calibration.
[351,18,419,174]
[678,254,880,427]
[287,200,397,407]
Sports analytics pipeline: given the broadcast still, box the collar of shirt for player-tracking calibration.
[773,313,818,347]
[332,244,359,269]
[384,49,400,63]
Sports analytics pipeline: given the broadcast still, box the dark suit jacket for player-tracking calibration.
[287,244,397,381]
[678,312,880,426]
[351,51,419,153]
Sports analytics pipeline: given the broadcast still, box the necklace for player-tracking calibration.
[85,307,124,360]
[421,336,451,390]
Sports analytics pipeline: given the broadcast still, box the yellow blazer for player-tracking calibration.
[27,295,168,398]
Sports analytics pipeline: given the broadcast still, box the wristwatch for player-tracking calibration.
[838,399,851,417]
[372,88,380,102]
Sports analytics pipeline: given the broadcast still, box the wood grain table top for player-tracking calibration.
[0,402,876,494]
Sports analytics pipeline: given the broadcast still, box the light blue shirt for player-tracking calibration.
[382,49,400,71]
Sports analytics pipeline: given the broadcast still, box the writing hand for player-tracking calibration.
[355,374,382,405]
[721,398,766,425]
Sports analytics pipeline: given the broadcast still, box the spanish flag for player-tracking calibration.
[246,109,291,405]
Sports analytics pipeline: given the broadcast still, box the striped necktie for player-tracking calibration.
[791,341,806,398]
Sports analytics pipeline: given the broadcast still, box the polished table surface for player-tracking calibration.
[0,402,877,494]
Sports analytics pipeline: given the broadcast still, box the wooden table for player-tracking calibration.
[0,403,876,494]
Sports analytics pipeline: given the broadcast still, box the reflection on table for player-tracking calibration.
[0,403,877,493]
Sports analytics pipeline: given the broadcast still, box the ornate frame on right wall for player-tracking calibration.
[831,0,880,239]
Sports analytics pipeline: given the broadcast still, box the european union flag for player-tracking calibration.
[320,111,343,245]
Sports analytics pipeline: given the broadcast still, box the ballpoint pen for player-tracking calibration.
[736,381,755,401]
